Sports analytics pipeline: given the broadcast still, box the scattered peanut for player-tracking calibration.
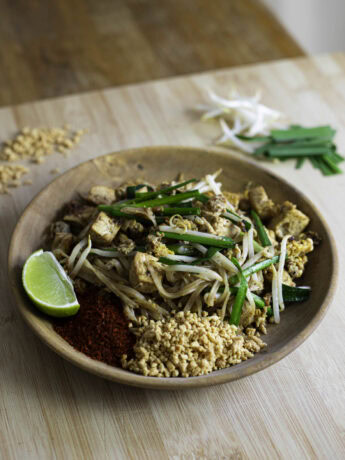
[0,126,85,194]
[0,165,29,194]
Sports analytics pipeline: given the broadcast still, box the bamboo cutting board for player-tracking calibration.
[1,53,345,459]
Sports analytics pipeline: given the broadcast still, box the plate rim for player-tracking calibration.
[8,145,339,389]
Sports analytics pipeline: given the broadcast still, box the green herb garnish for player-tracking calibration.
[191,246,221,265]
[222,209,251,231]
[134,179,197,201]
[126,184,153,199]
[229,255,279,285]
[282,284,311,302]
[246,125,343,176]
[251,210,271,247]
[270,126,335,142]
[161,231,235,249]
[229,258,248,326]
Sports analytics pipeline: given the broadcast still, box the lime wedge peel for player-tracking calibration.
[22,250,80,318]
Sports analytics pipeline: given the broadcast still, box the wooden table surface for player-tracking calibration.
[0,0,304,107]
[1,53,345,459]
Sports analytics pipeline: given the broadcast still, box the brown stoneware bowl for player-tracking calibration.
[8,146,338,389]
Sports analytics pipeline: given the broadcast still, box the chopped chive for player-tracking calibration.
[222,209,251,230]
[161,231,235,249]
[96,207,149,222]
[309,157,320,169]
[249,125,342,176]
[243,221,252,231]
[216,286,265,308]
[250,293,266,308]
[253,240,264,253]
[236,134,272,142]
[126,184,153,199]
[191,246,221,265]
[194,193,209,203]
[222,213,241,227]
[242,284,310,306]
[175,201,197,208]
[267,146,332,157]
[108,181,197,208]
[100,191,202,213]
[295,158,305,169]
[282,284,311,302]
[271,126,335,142]
[229,258,248,326]
[308,156,336,176]
[229,255,279,285]
[157,207,201,216]
[254,143,274,156]
[318,157,334,176]
[271,139,333,148]
[321,154,343,174]
[133,191,201,207]
[251,210,271,247]
[179,192,209,203]
[228,287,265,308]
[159,257,186,266]
[330,152,344,163]
[134,179,197,201]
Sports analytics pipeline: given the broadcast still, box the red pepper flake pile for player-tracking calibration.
[53,288,135,366]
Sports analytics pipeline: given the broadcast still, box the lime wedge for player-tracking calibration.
[22,250,80,317]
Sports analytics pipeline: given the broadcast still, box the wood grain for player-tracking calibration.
[1,52,345,458]
[0,0,304,107]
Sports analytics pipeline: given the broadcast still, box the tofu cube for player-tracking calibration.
[249,186,277,220]
[268,201,310,239]
[89,212,120,244]
[129,252,158,293]
[88,185,115,205]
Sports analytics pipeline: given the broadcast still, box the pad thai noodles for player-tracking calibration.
[49,170,318,377]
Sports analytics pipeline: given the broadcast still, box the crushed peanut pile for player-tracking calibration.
[122,311,266,377]
[0,165,29,194]
[0,126,85,194]
[0,126,85,163]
